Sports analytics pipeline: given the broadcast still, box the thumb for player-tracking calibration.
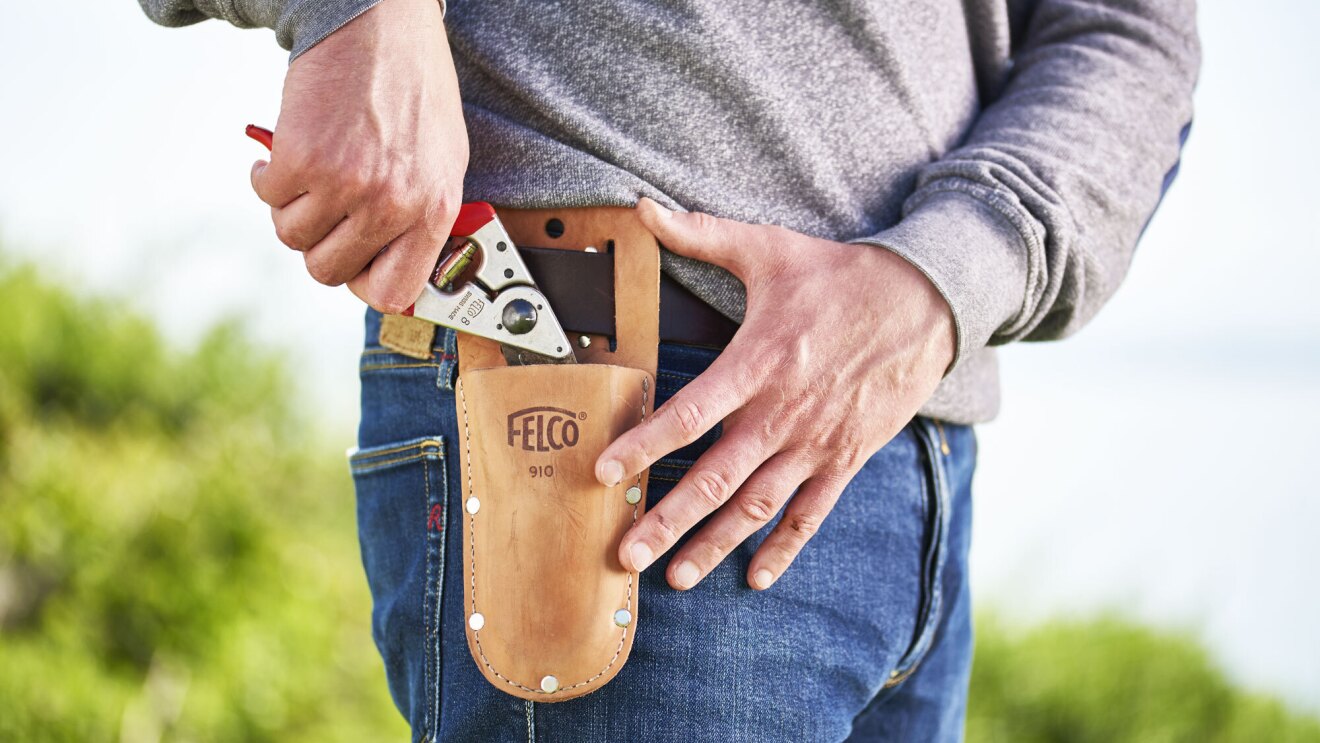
[635,197,753,277]
[250,158,301,208]
[250,159,268,196]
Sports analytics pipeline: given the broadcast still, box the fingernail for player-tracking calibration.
[628,542,654,572]
[752,569,775,590]
[673,561,700,589]
[599,460,624,487]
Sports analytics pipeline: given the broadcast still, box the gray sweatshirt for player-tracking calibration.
[140,0,1200,424]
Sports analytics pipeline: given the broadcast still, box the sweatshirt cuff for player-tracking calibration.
[850,190,1029,372]
[278,0,379,59]
[281,0,448,61]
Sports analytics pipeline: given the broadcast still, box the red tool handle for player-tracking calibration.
[244,124,495,236]
[245,123,274,150]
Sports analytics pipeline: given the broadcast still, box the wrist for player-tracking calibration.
[877,247,957,373]
[850,191,1029,373]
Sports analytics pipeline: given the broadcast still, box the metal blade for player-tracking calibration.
[500,345,578,366]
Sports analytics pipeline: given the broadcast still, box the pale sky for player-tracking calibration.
[2,0,1318,713]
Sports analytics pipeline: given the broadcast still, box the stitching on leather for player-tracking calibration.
[458,375,648,695]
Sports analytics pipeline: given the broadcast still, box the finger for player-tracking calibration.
[617,424,774,577]
[663,452,812,589]
[250,159,304,208]
[595,339,763,486]
[635,197,765,278]
[301,206,407,289]
[345,269,372,306]
[344,221,447,314]
[271,193,347,252]
[746,474,849,590]
[345,198,456,312]
[342,234,406,310]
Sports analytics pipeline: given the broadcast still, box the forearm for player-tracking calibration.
[856,0,1200,368]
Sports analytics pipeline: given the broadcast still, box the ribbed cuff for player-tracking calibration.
[278,0,379,58]
[283,0,448,61]
[851,190,1029,373]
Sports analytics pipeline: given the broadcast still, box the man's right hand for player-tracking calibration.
[250,0,468,314]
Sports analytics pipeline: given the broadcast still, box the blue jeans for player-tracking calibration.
[351,310,976,742]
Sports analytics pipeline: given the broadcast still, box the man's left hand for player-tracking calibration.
[596,198,956,591]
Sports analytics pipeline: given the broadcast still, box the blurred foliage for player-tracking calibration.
[968,616,1320,742]
[1,257,1318,742]
[0,260,407,741]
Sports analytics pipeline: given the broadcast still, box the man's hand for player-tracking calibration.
[598,198,956,591]
[250,0,468,313]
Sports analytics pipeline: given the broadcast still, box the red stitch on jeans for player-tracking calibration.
[428,504,444,531]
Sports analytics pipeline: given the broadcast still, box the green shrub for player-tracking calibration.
[0,260,406,742]
[968,615,1320,742]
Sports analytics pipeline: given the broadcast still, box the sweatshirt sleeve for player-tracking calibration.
[852,0,1200,370]
[136,0,413,60]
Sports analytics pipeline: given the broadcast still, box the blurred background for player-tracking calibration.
[1,1,1317,741]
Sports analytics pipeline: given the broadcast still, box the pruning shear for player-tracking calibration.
[246,125,575,365]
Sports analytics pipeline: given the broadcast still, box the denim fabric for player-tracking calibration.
[351,310,976,742]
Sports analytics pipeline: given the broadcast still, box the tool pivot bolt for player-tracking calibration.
[501,299,538,335]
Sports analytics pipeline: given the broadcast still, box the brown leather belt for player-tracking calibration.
[519,246,739,350]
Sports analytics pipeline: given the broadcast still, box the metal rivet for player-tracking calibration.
[624,486,642,505]
[540,675,559,693]
[465,497,481,515]
[501,298,538,335]
[578,335,592,348]
[584,246,598,253]
[613,609,632,628]
[545,218,565,239]
[468,612,485,631]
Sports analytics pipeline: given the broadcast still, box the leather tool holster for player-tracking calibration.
[439,207,659,702]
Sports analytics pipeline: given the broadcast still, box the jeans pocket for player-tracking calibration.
[883,418,952,691]
[349,436,448,740]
